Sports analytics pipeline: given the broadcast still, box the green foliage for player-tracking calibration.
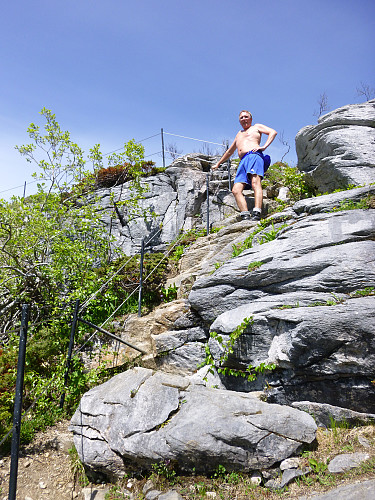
[160,284,178,302]
[211,464,227,479]
[318,184,360,196]
[198,317,276,382]
[308,293,346,307]
[105,484,130,500]
[0,325,117,451]
[69,445,90,487]
[263,162,313,201]
[258,222,288,244]
[329,415,350,430]
[308,458,328,474]
[151,460,177,484]
[331,196,374,212]
[170,245,185,261]
[247,261,263,272]
[88,251,170,322]
[210,262,224,274]
[0,109,163,449]
[1,108,154,332]
[166,227,213,263]
[232,220,289,257]
[350,287,375,297]
[324,293,345,306]
[276,302,300,309]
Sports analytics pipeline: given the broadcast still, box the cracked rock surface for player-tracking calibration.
[69,367,317,480]
[187,209,375,411]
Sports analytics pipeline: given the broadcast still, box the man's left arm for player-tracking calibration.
[254,124,277,152]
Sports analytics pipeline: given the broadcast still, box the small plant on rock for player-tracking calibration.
[247,261,264,272]
[199,317,276,382]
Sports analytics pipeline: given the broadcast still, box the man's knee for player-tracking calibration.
[250,175,262,191]
[232,183,243,196]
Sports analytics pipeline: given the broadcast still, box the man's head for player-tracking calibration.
[239,110,252,129]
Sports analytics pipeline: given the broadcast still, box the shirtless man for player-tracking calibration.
[212,110,277,221]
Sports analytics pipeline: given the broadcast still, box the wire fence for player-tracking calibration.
[1,129,227,199]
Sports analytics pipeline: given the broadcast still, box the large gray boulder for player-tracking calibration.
[69,368,317,480]
[295,100,375,193]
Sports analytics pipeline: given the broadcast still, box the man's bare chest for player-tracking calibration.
[237,128,261,145]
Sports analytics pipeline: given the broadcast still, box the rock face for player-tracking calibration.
[69,367,317,480]
[93,154,240,255]
[188,206,375,412]
[295,99,375,193]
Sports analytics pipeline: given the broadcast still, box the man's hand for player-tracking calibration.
[211,163,220,170]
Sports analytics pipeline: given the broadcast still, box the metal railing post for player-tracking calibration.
[9,304,29,500]
[138,238,145,317]
[227,159,232,191]
[161,128,165,168]
[206,173,210,235]
[59,300,80,409]
[226,141,232,191]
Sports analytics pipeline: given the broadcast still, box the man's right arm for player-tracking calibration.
[211,138,237,170]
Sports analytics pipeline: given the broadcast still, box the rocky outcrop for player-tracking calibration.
[70,367,317,480]
[102,188,375,409]
[295,99,375,193]
[188,206,375,412]
[93,154,241,255]
[71,102,375,481]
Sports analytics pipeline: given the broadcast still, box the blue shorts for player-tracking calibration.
[234,151,269,189]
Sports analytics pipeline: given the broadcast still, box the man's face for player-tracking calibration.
[239,113,252,129]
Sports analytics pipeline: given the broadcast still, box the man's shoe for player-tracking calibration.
[250,211,261,221]
[240,212,251,220]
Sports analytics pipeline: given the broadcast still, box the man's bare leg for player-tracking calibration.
[250,174,263,210]
[232,183,248,212]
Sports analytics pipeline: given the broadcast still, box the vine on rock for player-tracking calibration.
[199,317,276,382]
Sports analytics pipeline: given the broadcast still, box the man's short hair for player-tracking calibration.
[239,110,252,120]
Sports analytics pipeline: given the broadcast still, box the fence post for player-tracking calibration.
[161,128,165,168]
[8,304,29,500]
[59,300,80,409]
[138,238,145,317]
[226,141,232,191]
[206,173,210,235]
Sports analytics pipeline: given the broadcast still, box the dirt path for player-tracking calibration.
[0,421,83,500]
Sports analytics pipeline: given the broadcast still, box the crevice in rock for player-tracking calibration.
[142,403,181,434]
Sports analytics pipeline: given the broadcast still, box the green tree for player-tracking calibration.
[0,108,151,331]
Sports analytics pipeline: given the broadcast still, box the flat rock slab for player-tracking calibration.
[70,367,317,480]
[291,402,375,428]
[328,452,370,473]
[297,478,375,499]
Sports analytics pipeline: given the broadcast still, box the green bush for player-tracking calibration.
[263,162,313,201]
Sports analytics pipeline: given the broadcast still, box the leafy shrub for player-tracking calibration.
[263,162,313,201]
[160,284,178,302]
[199,317,276,381]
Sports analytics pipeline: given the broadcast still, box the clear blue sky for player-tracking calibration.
[1,0,374,199]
